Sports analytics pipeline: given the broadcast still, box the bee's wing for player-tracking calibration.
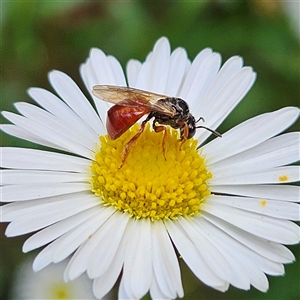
[92,85,176,116]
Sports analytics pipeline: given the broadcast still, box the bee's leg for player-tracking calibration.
[179,123,189,150]
[119,116,152,169]
[153,122,167,160]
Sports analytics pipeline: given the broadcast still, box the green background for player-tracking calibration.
[1,1,299,299]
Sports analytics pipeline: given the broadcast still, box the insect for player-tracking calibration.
[92,85,221,168]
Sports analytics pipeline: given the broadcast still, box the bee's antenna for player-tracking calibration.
[195,116,222,137]
[195,124,222,138]
[196,116,205,123]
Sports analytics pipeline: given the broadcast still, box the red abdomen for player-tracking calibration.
[106,105,149,139]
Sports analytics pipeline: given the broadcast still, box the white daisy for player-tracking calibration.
[1,37,299,300]
[10,257,97,299]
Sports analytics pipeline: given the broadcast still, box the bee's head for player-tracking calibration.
[180,116,222,140]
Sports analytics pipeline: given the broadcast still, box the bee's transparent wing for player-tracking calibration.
[92,85,175,116]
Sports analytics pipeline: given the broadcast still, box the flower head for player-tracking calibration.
[10,258,96,299]
[1,37,299,299]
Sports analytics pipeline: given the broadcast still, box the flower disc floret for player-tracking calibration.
[90,124,212,220]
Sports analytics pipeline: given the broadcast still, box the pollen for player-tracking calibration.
[90,124,212,220]
[259,199,267,207]
[279,175,288,182]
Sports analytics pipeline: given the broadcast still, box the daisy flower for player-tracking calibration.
[1,37,299,300]
[10,257,97,299]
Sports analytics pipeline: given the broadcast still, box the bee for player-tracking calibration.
[92,85,221,167]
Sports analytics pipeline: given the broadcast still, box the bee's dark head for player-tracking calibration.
[180,115,222,140]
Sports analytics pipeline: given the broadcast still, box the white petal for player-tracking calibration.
[178,218,236,283]
[164,47,188,96]
[63,207,117,281]
[130,37,172,92]
[203,107,300,164]
[166,219,229,292]
[150,275,170,300]
[87,212,129,278]
[81,48,121,125]
[195,66,256,143]
[198,213,295,263]
[2,111,93,158]
[191,217,251,290]
[1,182,89,202]
[118,275,133,300]
[80,57,111,125]
[23,207,100,252]
[123,219,152,299]
[200,216,286,278]
[107,55,127,86]
[4,193,99,236]
[209,166,300,185]
[197,217,270,292]
[209,195,300,220]
[49,70,103,133]
[63,242,87,281]
[83,47,125,126]
[126,59,142,87]
[28,87,102,138]
[1,169,87,185]
[1,124,67,150]
[202,202,300,244]
[187,52,221,111]
[151,221,183,298]
[179,48,213,99]
[211,184,300,202]
[92,255,123,300]
[2,196,67,221]
[151,245,175,299]
[14,102,97,151]
[134,60,152,91]
[0,147,89,172]
[52,208,112,263]
[144,36,171,93]
[32,241,57,271]
[198,56,244,110]
[210,132,300,177]
[89,48,120,85]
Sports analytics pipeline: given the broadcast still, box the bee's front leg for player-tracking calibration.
[152,121,167,161]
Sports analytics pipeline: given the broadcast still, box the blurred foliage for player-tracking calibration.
[1,1,299,300]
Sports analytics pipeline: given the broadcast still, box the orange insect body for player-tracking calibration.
[107,103,149,140]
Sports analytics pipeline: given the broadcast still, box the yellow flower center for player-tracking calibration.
[49,283,71,299]
[90,124,212,220]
